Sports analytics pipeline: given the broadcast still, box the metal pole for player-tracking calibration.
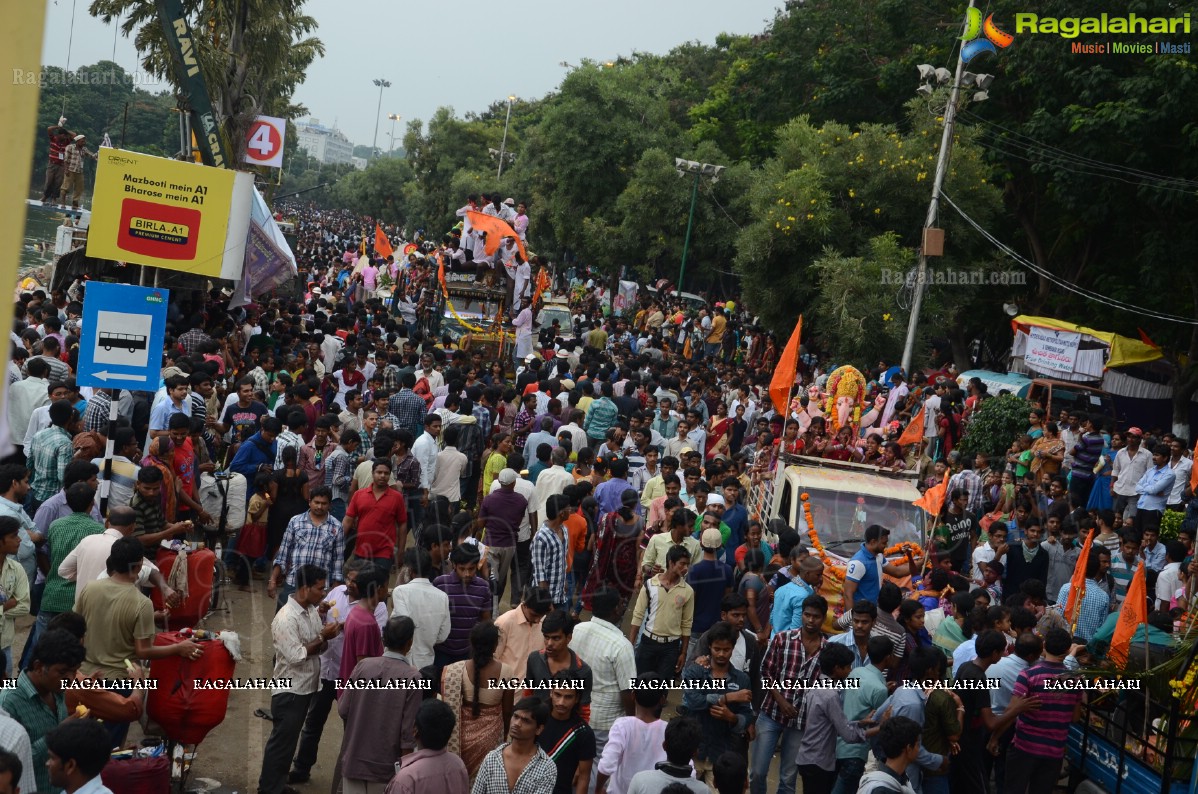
[497,98,513,179]
[99,388,118,518]
[677,171,700,294]
[388,117,396,156]
[371,81,386,159]
[900,0,974,375]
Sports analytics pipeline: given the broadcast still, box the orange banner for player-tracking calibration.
[769,316,802,414]
[374,224,394,259]
[1064,528,1095,630]
[913,471,949,517]
[466,210,528,260]
[1108,561,1147,669]
[898,408,925,447]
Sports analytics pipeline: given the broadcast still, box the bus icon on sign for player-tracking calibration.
[99,332,148,354]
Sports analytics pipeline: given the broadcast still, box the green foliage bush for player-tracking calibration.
[958,394,1030,461]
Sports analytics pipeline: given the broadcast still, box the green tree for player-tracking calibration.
[734,107,1004,365]
[89,0,324,164]
[330,158,414,223]
[958,394,1029,460]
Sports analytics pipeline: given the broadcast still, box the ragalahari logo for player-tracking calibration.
[961,8,1014,63]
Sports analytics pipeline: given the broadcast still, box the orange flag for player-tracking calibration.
[374,224,394,259]
[769,316,802,414]
[466,210,528,261]
[1109,561,1147,669]
[1190,438,1198,493]
[436,252,447,296]
[1063,528,1095,630]
[897,408,925,446]
[913,471,949,516]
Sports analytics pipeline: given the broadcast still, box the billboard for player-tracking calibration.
[86,150,253,279]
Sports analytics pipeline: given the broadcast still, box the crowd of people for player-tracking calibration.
[1,197,1196,794]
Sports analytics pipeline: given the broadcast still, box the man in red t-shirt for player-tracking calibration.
[342,459,407,571]
[167,413,212,526]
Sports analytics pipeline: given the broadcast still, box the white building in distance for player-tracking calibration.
[296,119,354,165]
[351,157,368,171]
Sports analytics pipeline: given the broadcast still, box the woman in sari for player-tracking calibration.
[1029,421,1066,478]
[580,489,644,618]
[705,402,731,461]
[142,437,179,522]
[1087,431,1120,511]
[442,621,513,779]
[931,590,975,659]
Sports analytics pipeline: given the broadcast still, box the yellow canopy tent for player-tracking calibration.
[1012,315,1163,370]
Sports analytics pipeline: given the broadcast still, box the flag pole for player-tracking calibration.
[781,315,803,430]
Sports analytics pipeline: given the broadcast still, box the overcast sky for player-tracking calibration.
[42,0,782,148]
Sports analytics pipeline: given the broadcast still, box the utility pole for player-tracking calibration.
[900,0,974,375]
[674,158,726,294]
[371,78,390,159]
[497,95,515,178]
[679,172,700,295]
[387,113,400,156]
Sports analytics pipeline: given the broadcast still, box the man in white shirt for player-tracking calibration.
[58,506,176,608]
[391,547,450,669]
[560,409,588,457]
[1112,428,1152,521]
[8,357,51,452]
[532,448,574,516]
[259,564,341,794]
[1166,438,1192,511]
[412,414,442,501]
[416,352,445,392]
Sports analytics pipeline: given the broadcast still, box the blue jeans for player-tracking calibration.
[19,609,59,671]
[750,710,801,794]
[921,774,951,794]
[830,757,866,794]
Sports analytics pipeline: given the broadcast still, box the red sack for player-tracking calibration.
[147,632,236,745]
[151,549,216,629]
[237,522,267,559]
[100,755,169,793]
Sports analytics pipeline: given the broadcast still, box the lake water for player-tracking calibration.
[20,199,80,275]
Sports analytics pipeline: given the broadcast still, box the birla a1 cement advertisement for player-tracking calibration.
[86,150,254,279]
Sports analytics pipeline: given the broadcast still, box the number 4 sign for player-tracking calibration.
[243,115,286,168]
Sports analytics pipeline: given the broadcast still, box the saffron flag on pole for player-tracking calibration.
[1063,528,1095,631]
[897,408,925,447]
[1191,438,1198,493]
[769,316,802,414]
[465,210,528,260]
[374,224,394,259]
[1108,561,1147,669]
[913,471,949,517]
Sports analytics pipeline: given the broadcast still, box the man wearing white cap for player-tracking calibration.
[61,133,97,209]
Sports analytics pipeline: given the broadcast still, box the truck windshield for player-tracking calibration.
[799,488,924,553]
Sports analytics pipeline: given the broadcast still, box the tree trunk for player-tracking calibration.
[947,321,972,375]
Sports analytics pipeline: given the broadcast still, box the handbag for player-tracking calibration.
[237,522,267,559]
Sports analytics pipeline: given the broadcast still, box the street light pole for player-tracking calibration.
[387,113,401,156]
[900,0,974,375]
[673,158,726,294]
[497,95,515,178]
[371,78,390,159]
[678,172,700,295]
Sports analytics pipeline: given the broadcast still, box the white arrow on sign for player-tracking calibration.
[91,371,148,383]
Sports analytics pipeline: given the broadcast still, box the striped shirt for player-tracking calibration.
[273,511,344,587]
[569,617,636,731]
[760,629,825,726]
[1011,660,1083,758]
[431,573,491,658]
[1109,554,1137,608]
[324,447,355,502]
[531,524,568,604]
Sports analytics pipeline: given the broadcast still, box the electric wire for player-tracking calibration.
[940,191,1198,325]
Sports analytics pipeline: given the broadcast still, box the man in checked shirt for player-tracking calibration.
[750,593,829,794]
